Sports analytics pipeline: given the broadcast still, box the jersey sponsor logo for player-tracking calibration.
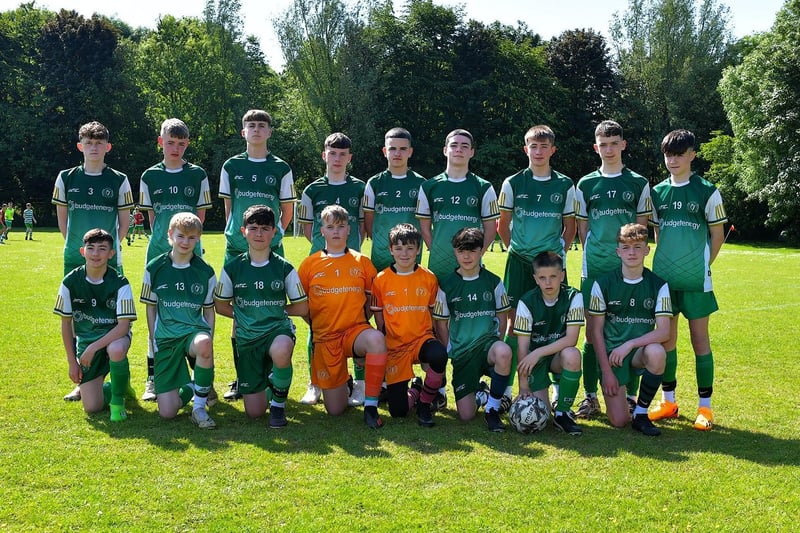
[376,205,415,214]
[73,310,116,326]
[662,220,701,231]
[68,200,115,213]
[312,285,362,296]
[514,207,562,219]
[454,309,495,320]
[591,207,631,220]
[385,303,428,315]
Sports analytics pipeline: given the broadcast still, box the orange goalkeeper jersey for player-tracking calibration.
[371,265,438,352]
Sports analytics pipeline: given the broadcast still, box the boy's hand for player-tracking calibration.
[514,387,533,402]
[68,359,83,384]
[608,342,631,367]
[517,352,539,376]
[79,345,97,369]
[601,369,619,397]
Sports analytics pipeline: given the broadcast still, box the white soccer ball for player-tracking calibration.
[509,396,550,434]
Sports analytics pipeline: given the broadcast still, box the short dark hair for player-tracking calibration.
[388,223,421,247]
[661,129,696,155]
[385,127,412,145]
[532,251,563,272]
[445,129,474,147]
[83,228,113,246]
[242,109,272,127]
[324,132,352,150]
[451,227,483,250]
[242,204,275,227]
[595,120,623,139]
[161,118,189,139]
[78,121,109,142]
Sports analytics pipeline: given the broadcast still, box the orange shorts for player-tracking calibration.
[311,323,372,389]
[384,334,436,386]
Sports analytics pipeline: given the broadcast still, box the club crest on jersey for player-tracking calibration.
[416,287,427,297]
[643,298,655,310]
[106,298,116,309]
[623,191,634,202]
[348,197,359,208]
[482,291,493,302]
[271,280,284,291]
[264,175,277,186]
[408,189,418,199]
[467,196,478,207]
[102,188,114,199]
[184,186,195,197]
[688,201,700,213]
[350,267,362,277]
[190,283,203,295]
[550,193,563,203]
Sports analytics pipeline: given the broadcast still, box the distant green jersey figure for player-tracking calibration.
[363,127,426,272]
[52,121,134,275]
[298,132,365,254]
[219,110,296,262]
[140,119,212,264]
[417,129,499,282]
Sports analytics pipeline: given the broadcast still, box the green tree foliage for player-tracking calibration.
[718,0,800,241]
[610,0,733,180]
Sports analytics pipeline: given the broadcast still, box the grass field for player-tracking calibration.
[1,229,798,531]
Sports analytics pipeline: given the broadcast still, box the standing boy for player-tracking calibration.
[140,213,217,429]
[218,110,296,401]
[574,120,651,419]
[363,127,426,272]
[514,251,584,435]
[297,133,367,406]
[297,205,388,429]
[53,121,134,402]
[433,227,512,432]
[648,129,727,431]
[214,205,308,428]
[370,223,448,427]
[23,203,36,240]
[54,229,136,422]
[498,125,576,403]
[2,201,14,242]
[139,118,212,401]
[416,129,499,282]
[588,223,671,436]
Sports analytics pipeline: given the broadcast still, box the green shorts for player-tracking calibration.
[153,333,205,395]
[670,289,718,320]
[451,333,500,401]
[526,354,556,392]
[25,223,33,230]
[78,348,110,384]
[503,250,535,308]
[601,348,644,388]
[236,327,295,395]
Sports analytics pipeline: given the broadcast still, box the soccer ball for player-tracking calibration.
[509,396,550,434]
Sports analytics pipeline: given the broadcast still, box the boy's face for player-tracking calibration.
[80,240,114,269]
[454,246,482,271]
[389,241,420,272]
[242,222,276,252]
[77,137,112,164]
[444,135,474,165]
[158,134,190,164]
[616,239,649,268]
[593,135,626,165]
[241,121,272,145]
[168,228,201,255]
[664,149,695,179]
[383,138,413,172]
[524,137,556,172]
[320,217,350,250]
[322,147,352,176]
[533,265,564,299]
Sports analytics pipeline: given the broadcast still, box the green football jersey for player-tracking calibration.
[433,267,510,358]
[54,266,137,353]
[651,174,727,292]
[417,172,499,281]
[363,170,426,272]
[588,268,672,352]
[498,169,576,260]
[215,251,307,342]
[513,285,584,349]
[140,253,216,346]
[298,175,365,254]
[575,168,651,279]
[219,152,296,255]
[140,161,212,263]
[52,165,134,272]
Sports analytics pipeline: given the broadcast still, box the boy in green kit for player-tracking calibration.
[53,121,134,402]
[139,118,212,401]
[140,213,217,429]
[54,229,136,422]
[648,129,727,431]
[214,205,308,428]
[297,132,367,406]
[218,109,297,401]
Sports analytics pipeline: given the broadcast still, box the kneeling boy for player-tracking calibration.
[140,213,217,429]
[54,229,135,421]
[588,223,672,436]
[371,223,448,427]
[515,251,584,435]
[214,205,308,428]
[297,205,388,428]
[433,227,512,432]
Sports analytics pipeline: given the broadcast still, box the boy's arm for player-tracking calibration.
[419,219,432,250]
[635,213,650,228]
[364,211,374,239]
[482,218,497,254]
[147,210,155,228]
[214,297,234,319]
[497,211,512,248]
[590,312,620,397]
[372,310,385,334]
[118,209,130,242]
[61,317,82,384]
[433,318,449,348]
[197,209,207,224]
[577,219,588,246]
[519,324,582,379]
[203,306,215,337]
[285,299,308,318]
[280,202,293,232]
[302,222,312,243]
[709,223,724,264]
[495,310,508,341]
[56,205,68,239]
[79,319,131,369]
[516,334,533,397]
[561,216,577,255]
[146,304,157,344]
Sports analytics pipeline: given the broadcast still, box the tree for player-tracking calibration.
[718,0,800,241]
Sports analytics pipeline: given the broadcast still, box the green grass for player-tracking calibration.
[1,229,798,531]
